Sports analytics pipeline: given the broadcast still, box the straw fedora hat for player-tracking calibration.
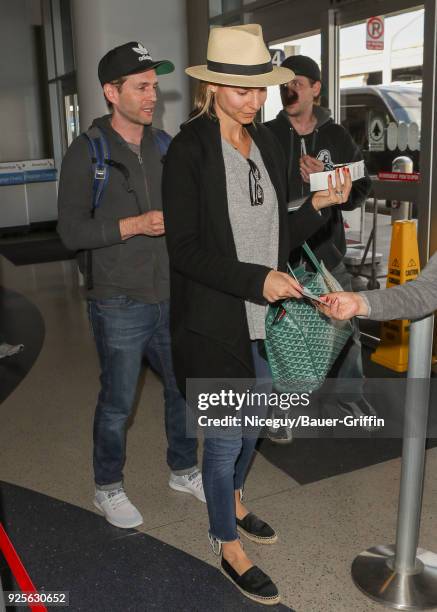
[185,24,294,87]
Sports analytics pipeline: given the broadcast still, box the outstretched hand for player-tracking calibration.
[317,291,369,320]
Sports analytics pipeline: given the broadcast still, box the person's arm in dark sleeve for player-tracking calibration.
[57,136,122,251]
[287,197,330,249]
[162,136,271,302]
[338,127,372,212]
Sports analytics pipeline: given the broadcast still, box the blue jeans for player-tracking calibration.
[88,296,198,487]
[202,341,271,542]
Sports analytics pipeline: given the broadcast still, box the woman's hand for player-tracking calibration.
[318,291,369,320]
[263,270,303,303]
[311,167,352,211]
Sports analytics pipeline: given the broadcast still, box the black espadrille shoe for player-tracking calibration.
[220,557,280,606]
[236,512,278,544]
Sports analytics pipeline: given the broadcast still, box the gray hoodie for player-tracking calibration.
[57,115,169,303]
[265,106,372,270]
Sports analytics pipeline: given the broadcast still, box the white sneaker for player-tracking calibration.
[169,469,206,503]
[93,487,143,528]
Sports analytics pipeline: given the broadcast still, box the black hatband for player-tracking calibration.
[207,59,273,76]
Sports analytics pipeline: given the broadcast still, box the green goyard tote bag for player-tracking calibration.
[265,243,353,393]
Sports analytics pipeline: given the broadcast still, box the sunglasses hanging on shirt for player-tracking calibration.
[247,158,264,206]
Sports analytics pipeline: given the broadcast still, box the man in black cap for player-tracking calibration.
[265,55,376,443]
[58,42,204,529]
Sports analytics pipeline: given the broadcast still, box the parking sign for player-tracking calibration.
[366,16,384,50]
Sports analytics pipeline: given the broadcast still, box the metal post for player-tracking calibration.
[391,157,414,223]
[368,197,380,289]
[351,316,437,609]
[394,317,433,574]
[351,0,437,602]
[359,201,366,246]
[356,199,379,283]
[321,9,340,122]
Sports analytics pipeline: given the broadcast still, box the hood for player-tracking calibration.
[90,114,112,131]
[89,114,126,145]
[89,114,154,146]
[313,105,332,129]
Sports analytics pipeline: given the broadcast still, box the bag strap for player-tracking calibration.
[152,128,172,160]
[80,126,111,292]
[301,242,325,276]
[83,126,111,213]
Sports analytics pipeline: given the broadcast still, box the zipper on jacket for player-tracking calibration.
[136,151,152,212]
[122,140,150,213]
[287,126,294,196]
[300,137,307,198]
[312,129,318,157]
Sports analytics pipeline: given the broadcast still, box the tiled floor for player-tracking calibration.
[1,237,436,612]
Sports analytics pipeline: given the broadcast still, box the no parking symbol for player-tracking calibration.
[366,16,385,50]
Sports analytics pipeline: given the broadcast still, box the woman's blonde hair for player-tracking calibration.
[188,81,216,121]
[187,81,260,126]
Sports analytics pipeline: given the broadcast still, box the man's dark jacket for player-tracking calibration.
[57,114,169,302]
[162,114,327,394]
[265,106,372,270]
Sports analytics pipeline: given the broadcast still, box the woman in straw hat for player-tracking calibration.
[162,24,351,605]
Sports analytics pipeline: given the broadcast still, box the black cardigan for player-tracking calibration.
[162,114,324,393]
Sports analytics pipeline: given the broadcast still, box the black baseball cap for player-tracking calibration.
[280,55,321,82]
[98,41,174,86]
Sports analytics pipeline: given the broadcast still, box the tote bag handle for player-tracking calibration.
[301,242,325,276]
[287,242,325,278]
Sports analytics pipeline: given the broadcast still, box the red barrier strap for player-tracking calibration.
[0,523,47,611]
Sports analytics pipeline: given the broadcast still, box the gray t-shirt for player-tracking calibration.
[222,138,279,340]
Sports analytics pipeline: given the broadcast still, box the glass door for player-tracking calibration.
[64,93,80,147]
[265,32,321,122]
[336,5,424,292]
[339,8,423,178]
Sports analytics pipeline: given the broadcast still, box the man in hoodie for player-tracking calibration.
[58,42,204,529]
[265,55,375,442]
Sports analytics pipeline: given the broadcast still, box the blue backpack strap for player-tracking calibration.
[152,128,172,160]
[83,126,111,213]
[81,126,111,291]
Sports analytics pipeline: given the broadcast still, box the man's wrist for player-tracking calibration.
[357,294,371,317]
[119,215,140,240]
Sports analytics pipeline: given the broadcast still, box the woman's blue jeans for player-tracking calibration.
[88,296,198,487]
[202,341,271,543]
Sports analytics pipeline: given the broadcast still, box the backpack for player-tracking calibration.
[83,125,172,213]
[79,125,172,289]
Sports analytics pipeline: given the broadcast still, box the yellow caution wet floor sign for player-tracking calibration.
[371,220,420,372]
